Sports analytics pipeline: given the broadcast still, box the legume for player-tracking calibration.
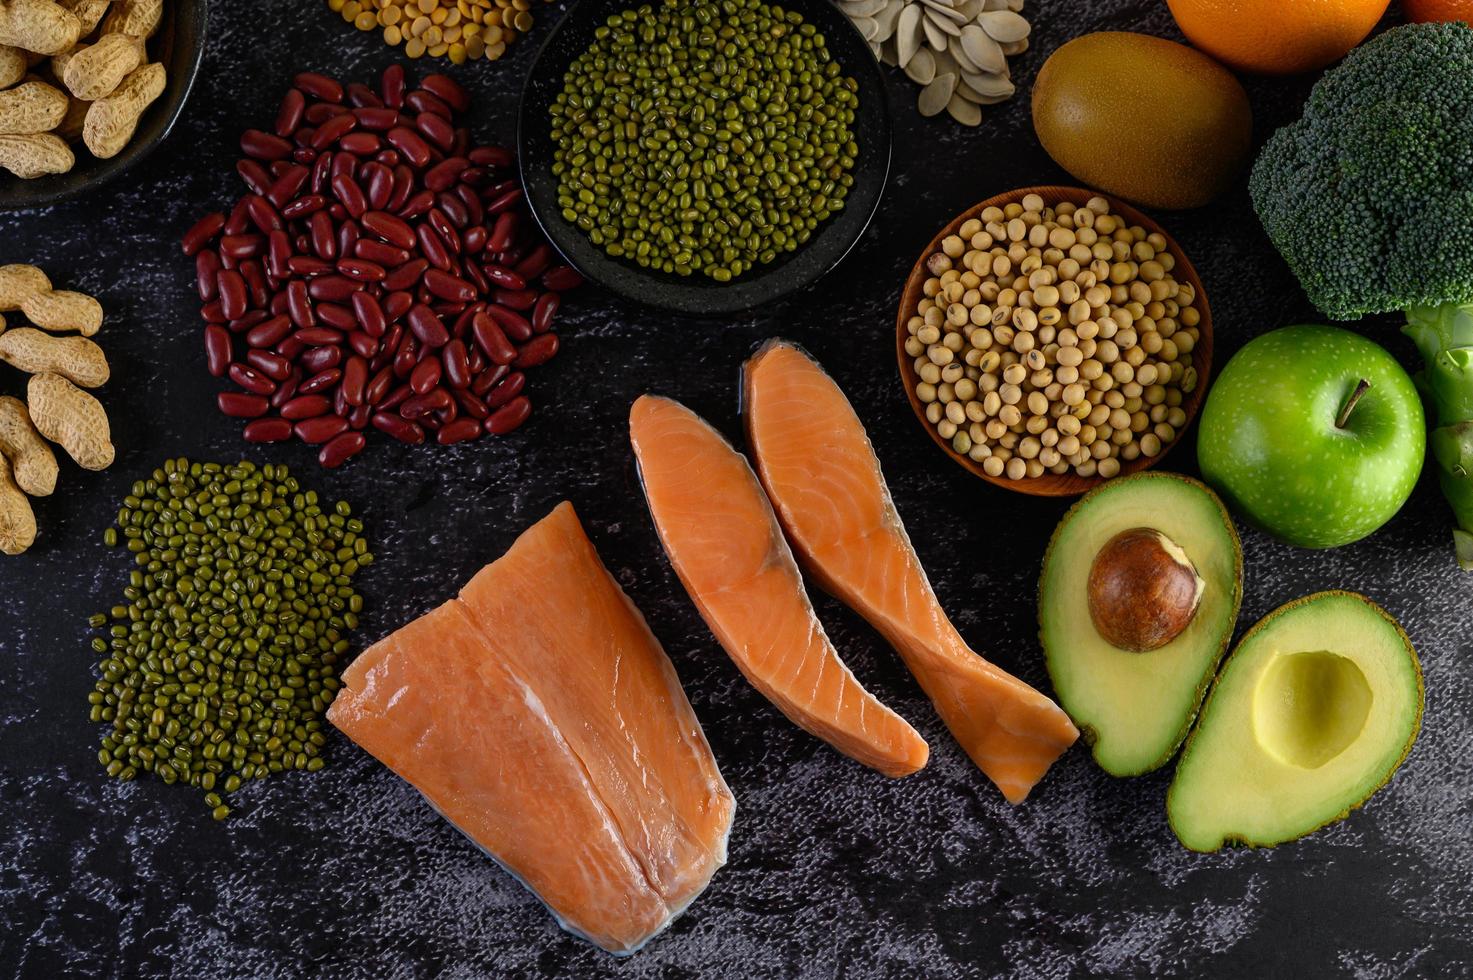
[88,458,371,819]
[182,66,581,465]
[550,0,859,281]
[326,0,548,63]
[903,194,1201,480]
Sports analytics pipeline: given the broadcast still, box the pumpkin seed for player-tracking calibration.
[895,2,923,64]
[960,24,1006,72]
[946,92,982,125]
[918,72,956,116]
[977,8,1029,42]
[904,45,937,83]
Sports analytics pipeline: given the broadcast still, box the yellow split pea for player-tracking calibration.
[903,195,1202,481]
[329,0,542,61]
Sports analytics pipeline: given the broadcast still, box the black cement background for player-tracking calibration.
[0,1,1469,977]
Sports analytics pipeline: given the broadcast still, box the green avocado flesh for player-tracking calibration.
[1167,592,1423,852]
[1040,473,1242,777]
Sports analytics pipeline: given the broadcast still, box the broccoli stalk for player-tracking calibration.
[1250,22,1473,565]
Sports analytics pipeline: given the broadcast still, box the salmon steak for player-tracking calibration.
[743,341,1079,803]
[630,394,930,779]
[328,502,735,955]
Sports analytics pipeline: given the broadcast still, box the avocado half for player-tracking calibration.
[1167,591,1423,852]
[1039,472,1243,777]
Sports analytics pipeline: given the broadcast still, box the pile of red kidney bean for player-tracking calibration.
[181,66,581,468]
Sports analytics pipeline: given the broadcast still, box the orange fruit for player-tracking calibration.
[1165,0,1391,74]
[1404,0,1473,22]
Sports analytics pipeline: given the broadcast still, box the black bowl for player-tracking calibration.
[517,0,892,316]
[0,0,208,211]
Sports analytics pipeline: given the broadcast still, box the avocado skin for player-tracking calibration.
[1166,591,1424,853]
[1038,471,1243,777]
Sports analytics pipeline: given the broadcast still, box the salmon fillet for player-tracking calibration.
[630,394,930,779]
[328,503,735,954]
[742,341,1079,803]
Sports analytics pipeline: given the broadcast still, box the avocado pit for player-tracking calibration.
[1087,527,1205,652]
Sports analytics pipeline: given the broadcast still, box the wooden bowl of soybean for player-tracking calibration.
[895,186,1213,497]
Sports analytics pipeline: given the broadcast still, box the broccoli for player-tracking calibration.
[1250,21,1473,567]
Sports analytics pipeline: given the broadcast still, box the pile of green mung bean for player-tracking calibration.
[549,0,860,282]
[87,458,371,820]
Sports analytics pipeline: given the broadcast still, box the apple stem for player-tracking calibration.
[1336,379,1371,429]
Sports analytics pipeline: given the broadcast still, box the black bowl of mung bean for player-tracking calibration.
[518,0,891,316]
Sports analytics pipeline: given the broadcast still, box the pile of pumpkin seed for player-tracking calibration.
[87,458,370,820]
[833,0,1028,125]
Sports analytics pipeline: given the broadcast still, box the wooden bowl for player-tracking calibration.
[895,185,1214,497]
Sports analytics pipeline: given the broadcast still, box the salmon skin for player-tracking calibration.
[328,502,735,955]
[742,341,1079,803]
[631,395,930,778]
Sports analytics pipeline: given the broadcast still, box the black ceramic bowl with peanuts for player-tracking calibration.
[516,0,892,316]
[0,0,208,211]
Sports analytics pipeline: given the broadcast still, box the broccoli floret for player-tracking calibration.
[1250,22,1473,320]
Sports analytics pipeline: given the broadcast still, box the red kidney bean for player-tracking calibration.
[316,302,356,331]
[264,230,290,279]
[372,411,424,444]
[441,338,470,388]
[462,259,489,294]
[270,368,302,407]
[246,194,283,233]
[182,212,225,255]
[383,290,413,321]
[543,265,584,291]
[526,293,557,335]
[393,333,418,378]
[220,233,264,261]
[218,270,248,320]
[405,304,451,347]
[223,196,252,236]
[485,395,531,435]
[513,243,553,281]
[312,112,358,150]
[286,280,315,329]
[471,363,509,397]
[276,334,307,360]
[338,257,386,282]
[435,194,469,231]
[401,389,452,418]
[423,268,474,303]
[266,166,310,210]
[242,130,292,161]
[462,225,487,254]
[410,358,441,394]
[295,71,344,103]
[201,301,226,323]
[452,184,484,227]
[195,250,221,301]
[424,156,467,192]
[244,314,292,348]
[347,81,383,109]
[383,258,427,292]
[293,146,318,166]
[246,349,293,381]
[381,64,406,107]
[437,417,481,445]
[219,391,269,417]
[387,165,414,212]
[469,145,514,168]
[309,210,337,260]
[287,254,331,278]
[331,173,368,218]
[487,211,518,253]
[338,218,359,258]
[385,126,432,167]
[281,394,331,420]
[471,311,517,365]
[355,106,399,131]
[453,388,490,420]
[296,414,349,445]
[485,186,523,216]
[294,125,318,149]
[416,223,452,271]
[419,74,470,112]
[341,355,369,405]
[483,264,526,291]
[355,238,409,268]
[230,310,270,334]
[406,88,452,119]
[347,330,378,359]
[414,111,455,152]
[484,302,532,342]
[427,208,462,252]
[362,210,416,249]
[244,417,294,443]
[485,371,526,410]
[275,88,306,137]
[365,365,394,404]
[493,287,538,312]
[298,367,343,395]
[347,291,386,337]
[229,362,277,396]
[203,325,231,376]
[281,194,327,221]
[513,334,559,369]
[307,275,358,302]
[300,350,343,379]
[362,162,392,209]
[296,328,344,349]
[243,258,271,306]
[398,189,435,220]
[380,382,413,412]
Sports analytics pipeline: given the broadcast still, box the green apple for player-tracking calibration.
[1197,324,1424,548]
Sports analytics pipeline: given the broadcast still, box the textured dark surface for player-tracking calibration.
[1,1,1470,978]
